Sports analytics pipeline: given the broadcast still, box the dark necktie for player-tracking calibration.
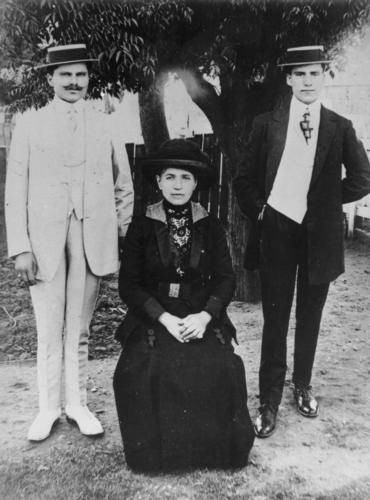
[299,108,313,144]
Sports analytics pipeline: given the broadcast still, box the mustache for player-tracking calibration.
[64,85,84,91]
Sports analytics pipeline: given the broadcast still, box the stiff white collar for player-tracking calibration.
[52,95,85,114]
[291,95,321,116]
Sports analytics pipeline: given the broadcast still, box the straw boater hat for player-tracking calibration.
[142,138,216,190]
[277,45,332,68]
[37,43,98,69]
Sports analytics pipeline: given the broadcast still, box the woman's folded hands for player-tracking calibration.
[158,311,212,343]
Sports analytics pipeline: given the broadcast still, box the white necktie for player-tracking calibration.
[67,106,78,134]
[64,106,85,167]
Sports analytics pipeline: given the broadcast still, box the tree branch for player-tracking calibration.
[177,68,231,156]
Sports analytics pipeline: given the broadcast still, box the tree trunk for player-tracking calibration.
[138,71,170,153]
[136,71,171,212]
[227,177,261,302]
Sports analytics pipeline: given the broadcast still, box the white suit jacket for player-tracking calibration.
[5,101,134,281]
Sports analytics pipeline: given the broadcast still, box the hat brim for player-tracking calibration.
[141,158,216,189]
[278,59,332,67]
[35,58,98,70]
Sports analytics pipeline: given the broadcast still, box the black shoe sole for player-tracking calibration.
[66,416,105,437]
[297,407,318,418]
[253,424,276,438]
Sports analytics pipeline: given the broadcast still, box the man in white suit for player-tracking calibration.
[5,44,134,441]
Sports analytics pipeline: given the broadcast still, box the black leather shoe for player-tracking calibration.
[293,384,319,418]
[254,404,278,438]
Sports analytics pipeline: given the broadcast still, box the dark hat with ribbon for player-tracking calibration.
[278,45,332,68]
[141,138,216,189]
[37,43,98,69]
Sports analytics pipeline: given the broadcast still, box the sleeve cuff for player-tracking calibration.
[143,296,166,321]
[8,245,33,260]
[204,295,223,319]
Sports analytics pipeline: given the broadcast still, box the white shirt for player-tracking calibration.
[53,96,86,219]
[267,96,321,223]
[53,96,86,167]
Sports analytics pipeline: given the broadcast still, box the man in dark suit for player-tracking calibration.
[234,45,370,438]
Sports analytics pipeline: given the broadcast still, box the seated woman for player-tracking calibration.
[113,139,254,472]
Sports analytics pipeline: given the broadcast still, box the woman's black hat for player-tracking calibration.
[141,138,216,189]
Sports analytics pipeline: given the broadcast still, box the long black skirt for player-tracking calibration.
[113,325,254,472]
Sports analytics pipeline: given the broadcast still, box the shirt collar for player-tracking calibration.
[291,95,321,117]
[52,96,85,114]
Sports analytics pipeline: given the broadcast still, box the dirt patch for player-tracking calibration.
[0,241,370,498]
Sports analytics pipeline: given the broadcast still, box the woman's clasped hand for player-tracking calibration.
[158,310,212,342]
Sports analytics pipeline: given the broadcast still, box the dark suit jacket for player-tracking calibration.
[116,200,236,346]
[234,99,370,284]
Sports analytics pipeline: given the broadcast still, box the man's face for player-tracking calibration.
[47,63,89,103]
[286,63,325,105]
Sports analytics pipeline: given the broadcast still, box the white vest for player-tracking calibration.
[54,97,86,220]
[268,97,321,223]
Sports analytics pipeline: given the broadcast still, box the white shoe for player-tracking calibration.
[27,409,62,441]
[65,405,104,436]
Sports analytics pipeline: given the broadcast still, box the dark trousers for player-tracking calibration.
[259,205,329,408]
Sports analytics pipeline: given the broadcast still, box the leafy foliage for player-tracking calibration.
[1,0,193,110]
[170,0,370,158]
[2,0,370,133]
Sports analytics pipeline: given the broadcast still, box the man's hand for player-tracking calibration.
[14,252,38,286]
[257,203,267,224]
[158,312,185,343]
[180,311,212,342]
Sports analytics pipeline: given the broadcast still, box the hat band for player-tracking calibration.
[144,158,209,170]
[47,47,90,65]
[282,49,329,66]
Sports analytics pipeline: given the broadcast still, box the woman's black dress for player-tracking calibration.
[113,200,254,472]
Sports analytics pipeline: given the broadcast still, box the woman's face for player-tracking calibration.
[156,168,197,205]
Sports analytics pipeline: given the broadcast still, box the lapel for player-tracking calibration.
[190,202,209,269]
[266,101,338,194]
[84,105,97,174]
[146,200,208,269]
[265,104,290,194]
[37,103,63,155]
[309,105,337,189]
[146,201,172,267]
[189,216,205,270]
[155,221,172,268]
[38,103,65,180]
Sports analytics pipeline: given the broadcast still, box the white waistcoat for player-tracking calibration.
[268,97,321,223]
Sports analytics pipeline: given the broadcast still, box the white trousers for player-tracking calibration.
[30,214,100,411]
